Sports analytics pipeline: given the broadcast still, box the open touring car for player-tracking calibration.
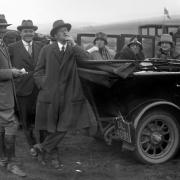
[77,28,180,164]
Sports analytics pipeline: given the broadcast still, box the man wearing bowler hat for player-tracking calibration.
[34,20,97,167]
[8,20,44,156]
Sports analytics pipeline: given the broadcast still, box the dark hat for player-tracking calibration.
[0,14,11,27]
[50,20,71,37]
[17,20,38,31]
[93,32,108,45]
[128,36,143,50]
[3,30,19,39]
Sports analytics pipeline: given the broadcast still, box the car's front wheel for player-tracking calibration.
[134,110,180,164]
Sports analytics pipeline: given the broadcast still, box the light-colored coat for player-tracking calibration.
[0,45,15,110]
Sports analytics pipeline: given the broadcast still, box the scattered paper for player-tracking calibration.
[75,169,82,173]
[20,68,28,74]
[76,162,81,165]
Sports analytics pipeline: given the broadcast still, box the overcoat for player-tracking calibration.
[34,43,97,135]
[8,40,44,96]
[0,43,15,110]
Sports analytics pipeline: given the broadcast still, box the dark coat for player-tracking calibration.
[8,40,44,96]
[115,46,145,60]
[0,44,15,110]
[34,43,97,134]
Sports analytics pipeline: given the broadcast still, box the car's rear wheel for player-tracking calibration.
[134,110,180,164]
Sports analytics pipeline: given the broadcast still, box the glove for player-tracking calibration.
[87,46,99,53]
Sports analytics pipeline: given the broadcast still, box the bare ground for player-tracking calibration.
[0,131,180,180]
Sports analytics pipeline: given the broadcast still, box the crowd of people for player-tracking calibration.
[0,14,180,177]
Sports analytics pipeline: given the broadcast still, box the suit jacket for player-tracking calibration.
[34,43,97,134]
[8,40,44,96]
[0,43,15,110]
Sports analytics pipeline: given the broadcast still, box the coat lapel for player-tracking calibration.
[17,41,34,67]
[0,41,10,59]
[52,43,64,66]
[32,42,40,66]
[18,41,32,58]
[59,45,73,69]
[52,42,73,67]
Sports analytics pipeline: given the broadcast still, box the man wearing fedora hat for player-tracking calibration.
[115,36,145,60]
[8,20,44,156]
[87,32,115,60]
[33,20,96,167]
[0,14,11,39]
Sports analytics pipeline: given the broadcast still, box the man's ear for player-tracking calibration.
[19,31,23,37]
[54,34,57,40]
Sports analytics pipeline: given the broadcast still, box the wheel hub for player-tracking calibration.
[151,132,162,144]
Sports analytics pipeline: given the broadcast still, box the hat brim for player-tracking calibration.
[158,41,173,46]
[50,23,71,37]
[17,25,38,31]
[93,37,108,45]
[128,42,143,50]
[0,23,12,27]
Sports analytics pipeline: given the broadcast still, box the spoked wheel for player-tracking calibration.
[135,110,180,164]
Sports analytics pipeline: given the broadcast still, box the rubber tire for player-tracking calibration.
[134,110,180,164]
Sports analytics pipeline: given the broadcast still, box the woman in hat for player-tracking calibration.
[156,34,179,59]
[115,36,145,60]
[87,32,115,60]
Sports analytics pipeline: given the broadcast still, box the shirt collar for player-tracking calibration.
[57,42,67,51]
[22,40,33,46]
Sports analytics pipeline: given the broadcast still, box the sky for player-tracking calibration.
[0,0,180,33]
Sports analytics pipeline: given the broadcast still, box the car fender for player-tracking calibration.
[133,100,180,129]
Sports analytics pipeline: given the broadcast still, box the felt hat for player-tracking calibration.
[128,36,143,50]
[50,20,71,37]
[93,32,108,45]
[17,20,38,31]
[158,34,173,46]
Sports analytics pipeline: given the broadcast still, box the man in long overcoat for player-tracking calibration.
[34,20,97,166]
[8,20,44,155]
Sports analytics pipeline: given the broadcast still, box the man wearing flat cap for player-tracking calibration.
[8,20,44,156]
[33,20,96,167]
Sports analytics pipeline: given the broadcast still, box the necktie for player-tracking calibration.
[61,46,65,53]
[27,43,32,55]
[0,40,7,55]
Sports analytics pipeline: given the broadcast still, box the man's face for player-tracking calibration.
[20,29,35,42]
[54,27,68,43]
[161,42,171,51]
[95,39,106,49]
[130,44,140,54]
[4,37,17,45]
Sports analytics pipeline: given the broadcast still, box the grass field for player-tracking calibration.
[0,131,180,180]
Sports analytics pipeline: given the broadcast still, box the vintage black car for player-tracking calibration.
[78,59,180,164]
